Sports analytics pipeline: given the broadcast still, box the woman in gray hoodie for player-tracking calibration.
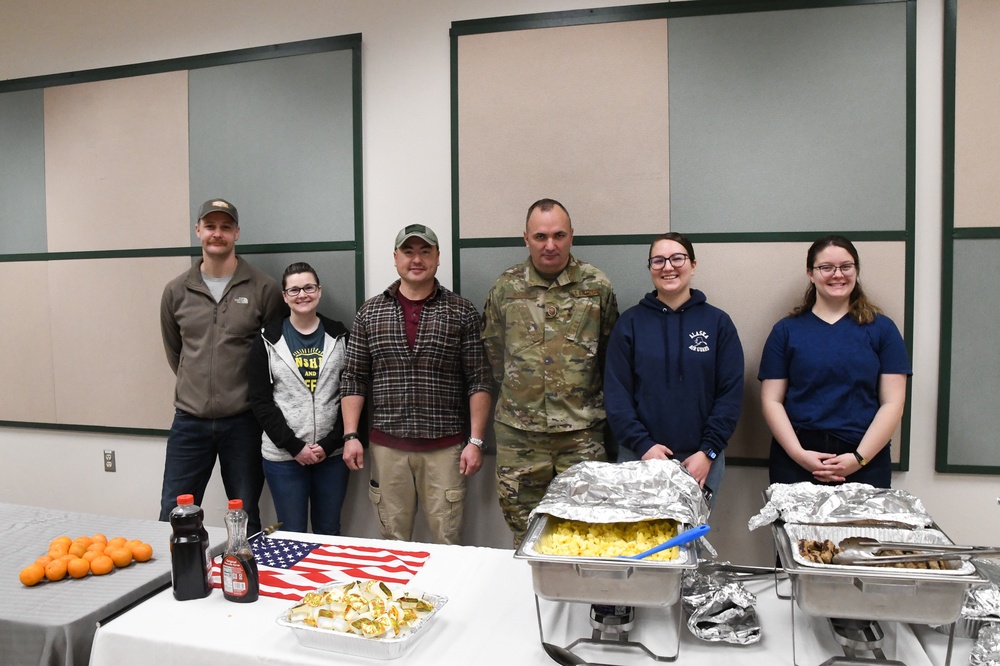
[248,262,351,535]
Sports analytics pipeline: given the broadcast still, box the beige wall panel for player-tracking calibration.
[458,20,668,239]
[47,256,189,429]
[0,262,57,422]
[44,71,191,251]
[954,0,1000,228]
[692,241,907,461]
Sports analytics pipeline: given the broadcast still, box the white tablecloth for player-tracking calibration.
[88,531,979,666]
[0,502,226,666]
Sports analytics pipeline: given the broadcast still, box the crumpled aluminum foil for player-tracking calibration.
[967,584,1000,619]
[748,482,933,531]
[682,568,761,644]
[971,622,1000,666]
[530,459,710,527]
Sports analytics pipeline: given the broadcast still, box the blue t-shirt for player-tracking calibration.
[758,312,911,445]
[282,319,325,392]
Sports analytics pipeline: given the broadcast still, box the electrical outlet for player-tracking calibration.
[104,450,116,473]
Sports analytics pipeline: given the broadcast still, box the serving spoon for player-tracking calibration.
[619,524,711,561]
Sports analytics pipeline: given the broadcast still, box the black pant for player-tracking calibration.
[768,429,891,488]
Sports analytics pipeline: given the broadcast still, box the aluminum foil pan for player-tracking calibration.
[530,459,710,526]
[749,482,933,531]
[784,524,976,575]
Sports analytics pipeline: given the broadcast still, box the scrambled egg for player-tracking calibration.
[535,518,680,560]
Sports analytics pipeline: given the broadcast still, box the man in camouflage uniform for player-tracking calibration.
[482,198,619,545]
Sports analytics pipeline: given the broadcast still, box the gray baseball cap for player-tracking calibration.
[197,198,239,224]
[394,224,439,249]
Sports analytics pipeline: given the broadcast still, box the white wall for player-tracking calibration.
[0,0,995,563]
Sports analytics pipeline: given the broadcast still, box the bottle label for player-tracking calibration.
[222,555,248,597]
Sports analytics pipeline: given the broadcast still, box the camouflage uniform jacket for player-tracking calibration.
[482,255,618,432]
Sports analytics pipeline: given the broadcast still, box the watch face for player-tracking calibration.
[706,449,718,460]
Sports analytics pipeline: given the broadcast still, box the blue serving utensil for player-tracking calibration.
[620,524,711,560]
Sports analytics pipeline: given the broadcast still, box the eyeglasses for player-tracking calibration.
[811,263,856,277]
[283,284,320,296]
[648,254,689,270]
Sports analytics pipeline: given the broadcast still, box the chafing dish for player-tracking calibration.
[514,513,698,607]
[774,522,988,625]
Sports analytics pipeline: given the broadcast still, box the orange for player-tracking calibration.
[59,553,75,563]
[132,543,153,562]
[107,547,133,568]
[48,545,68,559]
[90,555,114,576]
[126,539,144,551]
[108,536,127,548]
[19,563,45,587]
[82,550,102,564]
[91,533,108,544]
[35,554,54,567]
[68,542,87,558]
[87,542,106,554]
[50,535,72,550]
[44,559,68,581]
[73,536,93,550]
[67,558,90,579]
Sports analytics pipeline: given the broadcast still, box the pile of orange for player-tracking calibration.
[18,534,154,587]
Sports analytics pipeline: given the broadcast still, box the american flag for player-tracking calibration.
[211,536,430,601]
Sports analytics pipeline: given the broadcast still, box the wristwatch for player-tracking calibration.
[852,450,868,467]
[343,432,359,443]
[467,437,486,452]
[702,447,718,461]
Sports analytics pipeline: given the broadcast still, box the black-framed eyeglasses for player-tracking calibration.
[283,284,320,296]
[811,263,856,277]
[648,254,689,270]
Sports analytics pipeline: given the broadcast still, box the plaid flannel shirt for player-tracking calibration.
[341,280,492,439]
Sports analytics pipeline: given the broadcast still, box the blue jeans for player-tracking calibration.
[616,446,724,509]
[159,409,265,535]
[263,456,350,535]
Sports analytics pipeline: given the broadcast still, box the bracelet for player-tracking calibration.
[467,437,486,451]
[343,432,359,443]
[852,450,868,467]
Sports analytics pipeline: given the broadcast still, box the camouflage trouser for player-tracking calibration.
[494,422,607,547]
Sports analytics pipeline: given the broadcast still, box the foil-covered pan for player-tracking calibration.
[750,482,933,531]
[514,513,698,607]
[774,523,987,624]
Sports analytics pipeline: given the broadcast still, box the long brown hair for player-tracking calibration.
[791,235,881,325]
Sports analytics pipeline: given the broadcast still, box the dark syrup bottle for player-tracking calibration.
[221,498,259,603]
[169,494,213,601]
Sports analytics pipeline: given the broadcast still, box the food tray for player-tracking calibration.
[774,524,987,624]
[514,513,698,607]
[785,524,976,575]
[276,582,448,660]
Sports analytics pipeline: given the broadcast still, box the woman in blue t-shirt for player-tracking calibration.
[758,236,911,488]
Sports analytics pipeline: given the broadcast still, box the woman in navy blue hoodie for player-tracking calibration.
[604,233,744,504]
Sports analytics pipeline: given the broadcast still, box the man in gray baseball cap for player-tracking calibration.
[158,198,284,535]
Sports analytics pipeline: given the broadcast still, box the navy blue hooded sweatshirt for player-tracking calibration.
[604,289,744,459]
